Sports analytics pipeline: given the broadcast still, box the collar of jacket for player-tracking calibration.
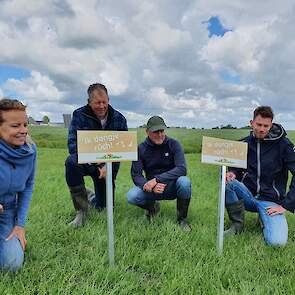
[250,122,286,142]
[82,104,115,125]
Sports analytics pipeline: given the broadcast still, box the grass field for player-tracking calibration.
[1,126,295,294]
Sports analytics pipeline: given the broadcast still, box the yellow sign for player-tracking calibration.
[77,131,137,163]
[201,136,248,168]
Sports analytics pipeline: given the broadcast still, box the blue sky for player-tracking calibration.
[0,64,29,84]
[205,16,232,38]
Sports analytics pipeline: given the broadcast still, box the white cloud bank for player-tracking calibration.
[0,0,295,128]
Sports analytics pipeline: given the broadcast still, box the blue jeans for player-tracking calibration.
[225,180,288,246]
[0,205,24,272]
[127,176,191,205]
[65,154,115,209]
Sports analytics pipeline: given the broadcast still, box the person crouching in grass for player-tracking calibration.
[127,116,192,231]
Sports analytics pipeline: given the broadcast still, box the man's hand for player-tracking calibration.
[143,178,157,192]
[266,205,286,216]
[98,166,106,179]
[6,226,27,250]
[153,183,166,194]
[226,172,236,183]
[0,204,3,213]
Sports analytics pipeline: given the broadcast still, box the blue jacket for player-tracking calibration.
[230,123,295,212]
[68,104,127,177]
[131,136,187,189]
[0,139,36,227]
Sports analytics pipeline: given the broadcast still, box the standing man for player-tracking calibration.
[225,106,295,246]
[65,83,127,228]
[127,116,192,231]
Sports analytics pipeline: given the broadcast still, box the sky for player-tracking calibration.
[1,0,295,129]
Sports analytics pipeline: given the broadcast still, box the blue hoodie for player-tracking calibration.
[0,139,36,227]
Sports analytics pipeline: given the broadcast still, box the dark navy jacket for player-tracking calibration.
[229,123,295,212]
[131,136,187,189]
[68,104,127,177]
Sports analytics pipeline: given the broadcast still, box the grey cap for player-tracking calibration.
[146,116,167,132]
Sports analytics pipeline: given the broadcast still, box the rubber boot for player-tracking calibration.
[68,185,88,228]
[86,187,96,207]
[224,199,245,235]
[177,198,192,232]
[137,201,160,222]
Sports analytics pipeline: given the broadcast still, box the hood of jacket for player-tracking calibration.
[250,122,286,141]
[0,139,36,165]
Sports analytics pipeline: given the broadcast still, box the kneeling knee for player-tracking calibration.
[65,154,78,168]
[176,176,191,199]
[0,252,24,272]
[265,236,288,247]
[126,189,139,204]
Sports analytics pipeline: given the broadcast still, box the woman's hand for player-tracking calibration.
[0,204,3,213]
[6,226,27,250]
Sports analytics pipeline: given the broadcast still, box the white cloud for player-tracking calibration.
[4,71,63,102]
[0,0,295,128]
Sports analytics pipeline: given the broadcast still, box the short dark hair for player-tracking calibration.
[253,106,274,120]
[87,83,108,99]
[0,98,26,125]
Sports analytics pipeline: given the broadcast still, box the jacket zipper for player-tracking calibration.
[256,140,261,197]
[272,180,280,199]
[241,172,248,183]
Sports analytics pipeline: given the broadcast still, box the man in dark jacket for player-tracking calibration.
[225,106,295,246]
[127,116,192,231]
[65,83,127,228]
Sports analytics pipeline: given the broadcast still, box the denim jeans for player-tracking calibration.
[127,176,191,205]
[65,154,115,209]
[225,180,288,246]
[0,205,24,272]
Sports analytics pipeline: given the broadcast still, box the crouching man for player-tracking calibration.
[127,116,192,231]
[225,106,295,246]
[65,83,127,228]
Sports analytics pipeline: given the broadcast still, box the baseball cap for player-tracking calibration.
[146,116,167,132]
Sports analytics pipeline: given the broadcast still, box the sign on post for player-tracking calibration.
[77,130,138,266]
[201,136,248,255]
[77,130,137,163]
[201,136,247,169]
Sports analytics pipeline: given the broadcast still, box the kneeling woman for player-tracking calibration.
[0,99,36,272]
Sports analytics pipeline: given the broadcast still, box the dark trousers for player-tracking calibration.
[65,154,115,209]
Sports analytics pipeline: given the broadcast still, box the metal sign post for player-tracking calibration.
[106,162,114,266]
[77,130,138,266]
[201,136,248,255]
[217,165,226,255]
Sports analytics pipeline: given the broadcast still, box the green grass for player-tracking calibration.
[1,128,295,294]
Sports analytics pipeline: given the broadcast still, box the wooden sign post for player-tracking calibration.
[77,131,137,265]
[201,136,248,255]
